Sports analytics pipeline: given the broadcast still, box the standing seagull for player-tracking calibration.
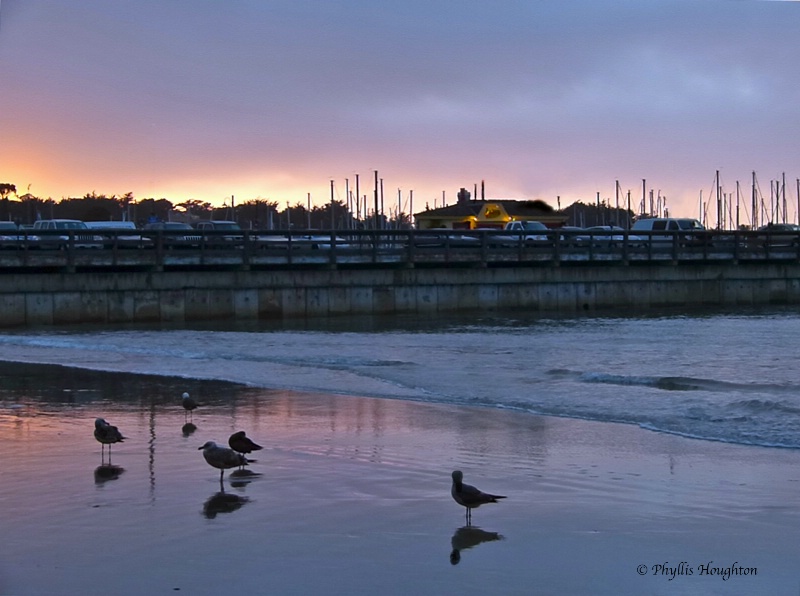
[199,441,253,485]
[228,430,263,460]
[94,418,125,460]
[181,392,198,421]
[451,470,506,524]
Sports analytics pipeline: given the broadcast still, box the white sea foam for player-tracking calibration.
[1,311,800,448]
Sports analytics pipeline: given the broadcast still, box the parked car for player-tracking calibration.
[748,223,800,249]
[405,228,483,248]
[194,220,244,242]
[0,221,22,249]
[630,218,711,246]
[256,231,351,250]
[492,221,561,246]
[30,219,103,249]
[142,222,202,247]
[85,221,151,249]
[574,226,645,247]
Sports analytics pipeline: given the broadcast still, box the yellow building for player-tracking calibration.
[413,192,567,230]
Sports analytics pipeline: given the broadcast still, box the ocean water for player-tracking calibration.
[0,307,798,450]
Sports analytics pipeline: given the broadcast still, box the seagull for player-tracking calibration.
[94,418,125,459]
[451,470,506,524]
[228,430,263,458]
[181,392,198,420]
[228,430,263,470]
[199,441,253,484]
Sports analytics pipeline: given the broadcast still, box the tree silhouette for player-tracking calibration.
[0,183,17,220]
[0,183,16,200]
[175,199,212,219]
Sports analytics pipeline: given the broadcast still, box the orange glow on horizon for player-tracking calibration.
[2,158,711,218]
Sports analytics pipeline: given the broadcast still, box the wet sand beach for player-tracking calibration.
[1,363,799,595]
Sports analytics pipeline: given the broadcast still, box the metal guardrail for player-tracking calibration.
[0,228,799,271]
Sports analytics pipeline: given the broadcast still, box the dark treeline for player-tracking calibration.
[562,201,636,228]
[0,188,413,230]
[0,183,638,230]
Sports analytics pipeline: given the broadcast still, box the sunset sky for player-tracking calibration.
[2,1,799,222]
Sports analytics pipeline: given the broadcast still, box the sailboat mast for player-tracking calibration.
[330,179,335,229]
[782,172,787,224]
[641,179,646,217]
[345,178,350,229]
[355,174,360,224]
[373,170,379,230]
[714,170,725,230]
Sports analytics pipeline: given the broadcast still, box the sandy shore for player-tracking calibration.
[0,365,799,595]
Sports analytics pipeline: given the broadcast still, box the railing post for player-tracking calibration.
[155,231,165,271]
[66,230,75,272]
[241,230,251,269]
[621,230,629,264]
[406,230,416,266]
[552,230,561,265]
[671,232,678,263]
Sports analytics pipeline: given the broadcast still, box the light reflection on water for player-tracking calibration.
[3,309,800,447]
[1,358,800,595]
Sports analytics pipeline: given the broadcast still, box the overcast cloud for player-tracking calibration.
[1,1,798,222]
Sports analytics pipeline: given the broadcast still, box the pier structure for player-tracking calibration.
[0,228,798,326]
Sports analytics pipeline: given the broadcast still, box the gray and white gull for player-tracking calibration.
[199,440,254,483]
[181,392,198,420]
[451,470,506,524]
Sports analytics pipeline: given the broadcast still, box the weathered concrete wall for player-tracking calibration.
[1,262,799,327]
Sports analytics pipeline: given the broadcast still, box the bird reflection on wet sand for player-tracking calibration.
[182,422,197,437]
[449,526,504,565]
[203,492,249,519]
[94,464,125,485]
[229,468,261,488]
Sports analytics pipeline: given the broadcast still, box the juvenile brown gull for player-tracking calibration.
[94,418,125,459]
[228,430,263,455]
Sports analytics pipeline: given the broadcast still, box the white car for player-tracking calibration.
[85,221,151,248]
[30,219,103,249]
[493,221,560,246]
[631,218,711,246]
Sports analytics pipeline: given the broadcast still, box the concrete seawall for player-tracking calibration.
[1,262,799,327]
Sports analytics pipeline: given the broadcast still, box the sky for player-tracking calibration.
[1,0,799,223]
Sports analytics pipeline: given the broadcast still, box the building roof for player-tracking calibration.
[416,199,556,219]
[413,199,567,229]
